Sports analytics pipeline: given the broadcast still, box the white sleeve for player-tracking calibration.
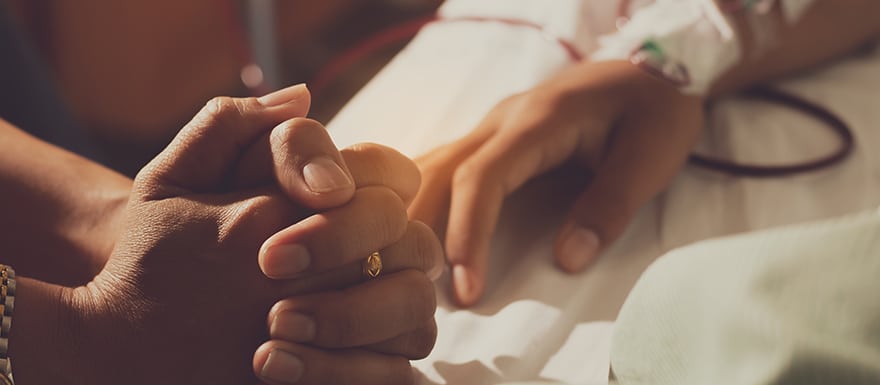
[591,0,817,95]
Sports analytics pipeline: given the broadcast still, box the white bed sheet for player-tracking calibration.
[326,1,880,384]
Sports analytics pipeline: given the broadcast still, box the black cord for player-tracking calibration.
[689,87,855,177]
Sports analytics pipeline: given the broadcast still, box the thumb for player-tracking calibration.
[136,84,311,199]
[553,181,640,273]
[554,107,700,272]
[267,117,355,210]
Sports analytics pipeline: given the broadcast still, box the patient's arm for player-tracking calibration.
[713,0,880,96]
[409,0,880,307]
[0,118,130,285]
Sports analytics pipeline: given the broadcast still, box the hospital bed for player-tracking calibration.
[325,1,880,383]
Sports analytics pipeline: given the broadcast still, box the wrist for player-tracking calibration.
[6,277,86,385]
[541,60,699,121]
[6,275,133,385]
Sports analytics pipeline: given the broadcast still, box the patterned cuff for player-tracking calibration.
[0,265,14,384]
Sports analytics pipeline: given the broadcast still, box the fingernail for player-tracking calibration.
[271,311,316,342]
[258,83,308,107]
[558,227,601,273]
[261,349,304,384]
[263,244,311,278]
[452,265,479,307]
[302,156,353,193]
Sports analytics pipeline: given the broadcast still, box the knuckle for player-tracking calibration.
[288,117,326,136]
[203,96,243,123]
[191,97,249,139]
[132,165,164,198]
[270,118,329,171]
[354,187,408,241]
[272,117,323,144]
[268,120,293,149]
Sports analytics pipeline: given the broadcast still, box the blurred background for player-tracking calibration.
[3,0,442,174]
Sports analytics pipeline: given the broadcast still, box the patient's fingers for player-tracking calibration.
[260,186,410,279]
[235,137,420,209]
[443,101,579,307]
[554,99,702,272]
[268,270,436,355]
[341,143,421,206]
[254,340,413,385]
[409,126,498,234]
[408,153,453,238]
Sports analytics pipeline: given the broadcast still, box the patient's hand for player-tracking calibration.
[409,60,704,306]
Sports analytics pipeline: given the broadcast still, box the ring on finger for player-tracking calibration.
[363,251,383,279]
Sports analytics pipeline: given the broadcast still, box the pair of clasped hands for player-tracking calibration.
[51,84,444,385]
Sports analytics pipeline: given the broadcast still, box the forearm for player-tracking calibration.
[711,0,880,96]
[0,119,131,285]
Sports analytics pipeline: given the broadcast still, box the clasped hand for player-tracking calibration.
[56,85,442,385]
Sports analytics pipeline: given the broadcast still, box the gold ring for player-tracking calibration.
[363,251,383,279]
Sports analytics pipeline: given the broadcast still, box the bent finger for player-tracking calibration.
[274,220,444,296]
[269,270,436,352]
[254,340,413,385]
[445,121,578,307]
[138,84,310,199]
[341,143,421,205]
[259,186,407,279]
[268,118,355,210]
[408,112,502,234]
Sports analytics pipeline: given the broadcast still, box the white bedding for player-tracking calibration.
[326,1,880,384]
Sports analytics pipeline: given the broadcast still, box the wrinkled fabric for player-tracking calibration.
[612,209,880,385]
[327,1,877,384]
[592,0,816,94]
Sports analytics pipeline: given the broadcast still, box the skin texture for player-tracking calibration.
[6,85,443,385]
[410,0,880,307]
